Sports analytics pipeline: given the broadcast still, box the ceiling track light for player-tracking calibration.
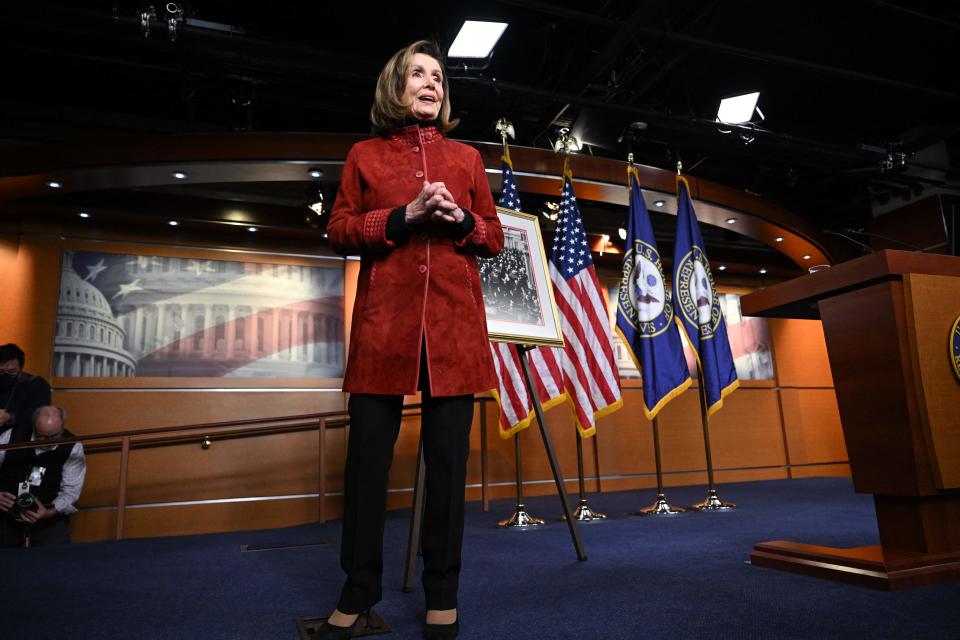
[541,202,560,221]
[654,200,665,208]
[725,217,737,224]
[172,171,187,180]
[47,180,62,189]
[308,168,324,179]
[78,212,91,219]
[168,220,180,226]
[553,127,581,153]
[165,3,185,42]
[308,190,324,216]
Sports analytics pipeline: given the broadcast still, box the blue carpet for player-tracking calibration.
[2,477,958,639]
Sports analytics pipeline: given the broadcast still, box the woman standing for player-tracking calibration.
[321,40,503,640]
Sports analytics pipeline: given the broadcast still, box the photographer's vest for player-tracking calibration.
[0,422,75,506]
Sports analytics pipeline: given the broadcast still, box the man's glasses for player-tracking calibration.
[33,431,64,442]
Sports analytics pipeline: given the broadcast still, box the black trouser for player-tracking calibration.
[337,389,474,613]
[0,513,72,547]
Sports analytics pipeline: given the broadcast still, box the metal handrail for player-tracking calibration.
[1,397,495,539]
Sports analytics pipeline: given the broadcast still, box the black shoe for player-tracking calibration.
[313,610,364,640]
[423,618,459,640]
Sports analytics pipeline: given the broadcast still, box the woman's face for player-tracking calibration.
[402,52,444,121]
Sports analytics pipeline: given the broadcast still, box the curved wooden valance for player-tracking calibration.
[0,133,831,267]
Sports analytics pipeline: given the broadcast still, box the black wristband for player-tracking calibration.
[386,206,412,243]
[450,210,476,241]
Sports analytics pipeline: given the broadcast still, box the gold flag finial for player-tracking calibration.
[627,152,634,164]
[496,117,515,143]
[676,160,683,175]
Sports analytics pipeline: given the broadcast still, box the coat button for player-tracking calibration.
[418,264,427,274]
[415,170,424,178]
[412,146,420,152]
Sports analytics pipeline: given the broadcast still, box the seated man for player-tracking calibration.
[0,405,86,547]
[0,343,52,430]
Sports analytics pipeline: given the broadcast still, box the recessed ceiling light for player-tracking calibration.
[247,227,257,232]
[448,20,508,58]
[168,220,179,226]
[718,265,727,271]
[654,200,665,207]
[774,236,784,243]
[726,217,737,224]
[172,171,187,180]
[323,233,328,238]
[803,254,811,260]
[308,168,323,178]
[759,267,768,274]
[47,181,61,189]
[78,212,90,219]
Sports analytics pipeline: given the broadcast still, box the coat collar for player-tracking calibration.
[386,122,443,146]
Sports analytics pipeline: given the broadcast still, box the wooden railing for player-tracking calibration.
[0,397,497,539]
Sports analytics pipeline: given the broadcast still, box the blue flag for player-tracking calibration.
[672,176,739,415]
[615,168,692,419]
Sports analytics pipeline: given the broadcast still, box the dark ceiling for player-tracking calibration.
[3,1,959,249]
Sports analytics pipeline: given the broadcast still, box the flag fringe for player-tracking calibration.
[706,378,740,417]
[614,325,691,421]
[491,387,570,439]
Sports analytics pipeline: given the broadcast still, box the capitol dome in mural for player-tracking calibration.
[53,255,137,377]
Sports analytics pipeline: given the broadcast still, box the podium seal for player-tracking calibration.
[951,314,960,383]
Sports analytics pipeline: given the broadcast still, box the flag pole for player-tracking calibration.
[632,416,685,516]
[690,367,736,510]
[563,430,607,521]
[553,126,605,524]
[497,427,545,527]
[517,343,587,561]
[494,117,545,529]
[673,160,734,511]
[621,154,685,516]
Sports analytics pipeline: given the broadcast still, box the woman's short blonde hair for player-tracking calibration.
[370,40,459,136]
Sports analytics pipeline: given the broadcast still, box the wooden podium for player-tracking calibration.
[741,250,960,590]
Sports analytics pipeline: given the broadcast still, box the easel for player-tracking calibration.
[404,343,586,591]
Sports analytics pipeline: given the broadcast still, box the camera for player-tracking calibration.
[9,492,38,519]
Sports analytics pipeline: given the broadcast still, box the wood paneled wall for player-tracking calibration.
[0,227,848,542]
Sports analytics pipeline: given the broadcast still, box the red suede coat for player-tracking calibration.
[329,124,504,396]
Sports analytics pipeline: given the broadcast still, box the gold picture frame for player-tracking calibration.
[479,207,564,348]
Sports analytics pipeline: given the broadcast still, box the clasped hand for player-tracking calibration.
[405,181,465,226]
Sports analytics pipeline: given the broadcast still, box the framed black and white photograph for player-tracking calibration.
[479,207,564,347]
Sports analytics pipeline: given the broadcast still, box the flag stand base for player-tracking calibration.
[690,489,736,511]
[562,498,607,521]
[498,504,545,527]
[632,494,685,516]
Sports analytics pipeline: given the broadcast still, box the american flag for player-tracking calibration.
[486,148,568,436]
[548,165,623,435]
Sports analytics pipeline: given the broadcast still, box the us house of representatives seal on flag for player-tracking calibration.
[951,314,960,383]
[674,245,723,339]
[618,240,673,337]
